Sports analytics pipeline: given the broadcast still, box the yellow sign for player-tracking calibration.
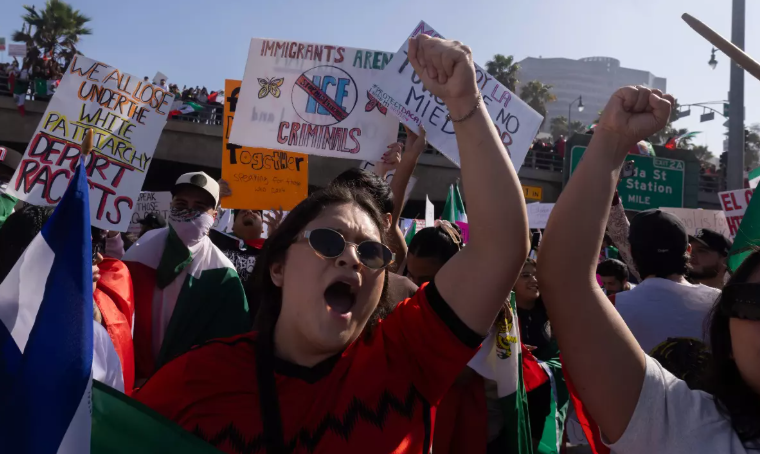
[222,80,308,210]
[522,185,543,201]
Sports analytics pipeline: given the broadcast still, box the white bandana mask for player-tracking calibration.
[168,207,214,246]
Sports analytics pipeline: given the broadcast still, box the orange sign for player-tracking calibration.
[222,79,308,210]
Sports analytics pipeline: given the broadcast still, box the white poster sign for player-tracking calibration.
[527,203,554,229]
[8,56,172,231]
[719,188,755,238]
[229,39,399,162]
[659,207,730,238]
[425,195,434,227]
[370,21,543,170]
[128,191,171,235]
[8,43,26,57]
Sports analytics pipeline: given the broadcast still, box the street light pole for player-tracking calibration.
[728,0,746,190]
[569,96,584,135]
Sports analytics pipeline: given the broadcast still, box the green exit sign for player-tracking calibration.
[570,146,684,211]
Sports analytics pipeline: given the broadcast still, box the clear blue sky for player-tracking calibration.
[1,0,758,159]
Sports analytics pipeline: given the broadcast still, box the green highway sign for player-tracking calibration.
[569,146,684,211]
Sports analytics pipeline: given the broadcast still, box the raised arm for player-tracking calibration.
[408,35,529,335]
[537,86,674,442]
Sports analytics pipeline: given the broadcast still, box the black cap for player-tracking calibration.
[139,212,166,229]
[629,210,688,259]
[690,228,732,256]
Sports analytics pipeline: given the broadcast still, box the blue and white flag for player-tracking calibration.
[0,157,93,453]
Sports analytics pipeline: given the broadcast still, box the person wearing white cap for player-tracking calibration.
[122,171,250,388]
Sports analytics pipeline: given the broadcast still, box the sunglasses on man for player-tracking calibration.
[302,228,394,270]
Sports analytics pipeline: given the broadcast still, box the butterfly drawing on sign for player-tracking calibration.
[258,77,284,99]
[365,92,388,115]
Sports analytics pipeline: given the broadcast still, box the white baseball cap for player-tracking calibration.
[172,171,219,208]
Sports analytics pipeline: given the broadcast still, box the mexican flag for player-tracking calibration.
[92,381,221,453]
[728,186,760,272]
[442,183,467,224]
[169,101,203,117]
[467,293,533,453]
[404,219,417,245]
[122,227,249,383]
[749,166,760,189]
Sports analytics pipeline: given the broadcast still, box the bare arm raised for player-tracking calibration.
[408,35,529,335]
[537,86,674,442]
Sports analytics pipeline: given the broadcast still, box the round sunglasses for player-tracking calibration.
[303,228,395,270]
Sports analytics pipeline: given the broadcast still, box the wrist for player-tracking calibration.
[589,128,635,167]
[444,91,480,119]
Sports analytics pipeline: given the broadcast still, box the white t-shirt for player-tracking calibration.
[615,278,720,354]
[608,355,759,453]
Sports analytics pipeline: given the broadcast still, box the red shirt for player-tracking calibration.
[136,283,482,454]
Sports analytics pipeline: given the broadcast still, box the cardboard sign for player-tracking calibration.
[127,191,171,235]
[8,43,26,57]
[659,207,730,238]
[527,203,554,229]
[223,79,309,210]
[719,188,755,237]
[229,39,399,162]
[8,56,172,231]
[370,21,542,170]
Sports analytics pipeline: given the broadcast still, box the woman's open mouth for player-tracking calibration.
[324,281,357,318]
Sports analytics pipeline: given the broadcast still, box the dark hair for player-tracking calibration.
[408,223,462,263]
[706,250,760,442]
[330,168,394,215]
[631,249,690,279]
[596,259,630,282]
[0,205,54,283]
[250,185,391,339]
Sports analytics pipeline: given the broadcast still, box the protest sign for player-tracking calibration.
[425,195,434,227]
[127,191,171,235]
[7,56,172,231]
[369,21,542,170]
[8,43,26,57]
[659,207,729,238]
[223,79,309,211]
[357,160,417,205]
[229,39,399,162]
[719,188,755,237]
[527,203,554,229]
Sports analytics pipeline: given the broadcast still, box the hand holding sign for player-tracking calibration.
[404,125,427,157]
[407,35,479,118]
[597,86,675,160]
[377,142,402,176]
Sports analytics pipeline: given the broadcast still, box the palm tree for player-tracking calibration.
[519,80,557,123]
[550,116,585,141]
[12,0,92,73]
[745,124,760,169]
[691,145,714,164]
[485,54,520,93]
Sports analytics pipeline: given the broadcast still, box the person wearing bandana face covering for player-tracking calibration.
[123,171,250,388]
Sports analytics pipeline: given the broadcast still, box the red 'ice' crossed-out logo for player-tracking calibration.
[291,65,357,127]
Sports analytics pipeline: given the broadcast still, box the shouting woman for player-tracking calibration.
[136,35,529,454]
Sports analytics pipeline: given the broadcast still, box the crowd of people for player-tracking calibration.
[1,35,758,454]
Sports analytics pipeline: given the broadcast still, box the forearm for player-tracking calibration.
[538,129,645,442]
[436,101,529,334]
[390,152,421,224]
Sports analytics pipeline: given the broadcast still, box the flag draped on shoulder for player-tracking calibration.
[123,226,249,382]
[0,157,93,453]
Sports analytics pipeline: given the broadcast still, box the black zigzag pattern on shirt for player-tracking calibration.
[191,385,425,454]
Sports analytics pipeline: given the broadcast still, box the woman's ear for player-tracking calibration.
[270,261,285,288]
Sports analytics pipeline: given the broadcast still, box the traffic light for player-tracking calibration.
[724,103,730,118]
[719,152,728,173]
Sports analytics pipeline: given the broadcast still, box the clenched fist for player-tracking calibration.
[408,35,479,114]
[597,86,675,153]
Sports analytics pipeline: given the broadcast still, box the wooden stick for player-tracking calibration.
[682,13,760,82]
[82,128,93,156]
